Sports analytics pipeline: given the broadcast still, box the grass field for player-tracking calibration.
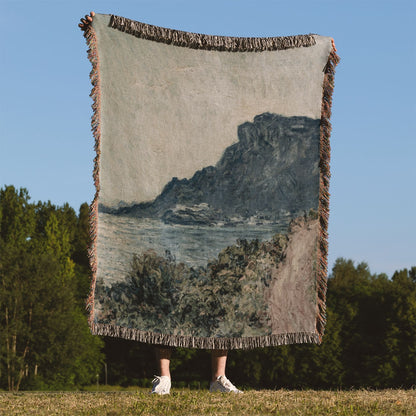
[0,389,415,416]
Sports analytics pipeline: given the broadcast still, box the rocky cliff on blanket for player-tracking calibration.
[82,13,339,349]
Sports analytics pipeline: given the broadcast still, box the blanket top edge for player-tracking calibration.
[93,13,322,52]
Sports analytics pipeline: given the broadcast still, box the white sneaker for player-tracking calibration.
[151,375,171,395]
[209,375,243,393]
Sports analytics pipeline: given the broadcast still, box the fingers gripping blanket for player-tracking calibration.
[82,14,339,349]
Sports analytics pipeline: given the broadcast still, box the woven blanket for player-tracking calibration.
[83,14,339,349]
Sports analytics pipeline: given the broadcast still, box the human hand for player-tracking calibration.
[79,12,95,31]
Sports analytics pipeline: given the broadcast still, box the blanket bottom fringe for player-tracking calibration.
[91,323,320,349]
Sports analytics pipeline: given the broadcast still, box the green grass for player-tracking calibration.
[0,389,415,415]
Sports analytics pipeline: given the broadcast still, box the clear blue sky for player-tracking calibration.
[1,0,415,277]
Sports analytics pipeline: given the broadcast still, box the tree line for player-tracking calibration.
[0,185,415,391]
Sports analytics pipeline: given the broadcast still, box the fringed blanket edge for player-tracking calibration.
[84,23,101,331]
[108,14,316,52]
[316,40,340,342]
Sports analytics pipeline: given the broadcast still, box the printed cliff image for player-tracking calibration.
[100,112,321,226]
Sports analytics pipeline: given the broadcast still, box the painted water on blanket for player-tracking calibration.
[97,213,289,285]
[94,113,321,338]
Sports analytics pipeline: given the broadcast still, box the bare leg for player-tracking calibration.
[210,349,242,393]
[156,347,172,378]
[152,347,172,394]
[211,349,228,381]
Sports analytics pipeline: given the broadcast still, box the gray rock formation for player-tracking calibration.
[100,113,321,225]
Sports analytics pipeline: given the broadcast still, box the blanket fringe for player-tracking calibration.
[83,23,101,329]
[91,323,320,349]
[316,39,340,342]
[109,14,316,52]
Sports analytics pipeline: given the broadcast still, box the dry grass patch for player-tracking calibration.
[0,389,415,415]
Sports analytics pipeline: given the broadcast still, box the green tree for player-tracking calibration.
[72,203,92,307]
[0,186,103,391]
[385,268,416,386]
[0,186,36,391]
